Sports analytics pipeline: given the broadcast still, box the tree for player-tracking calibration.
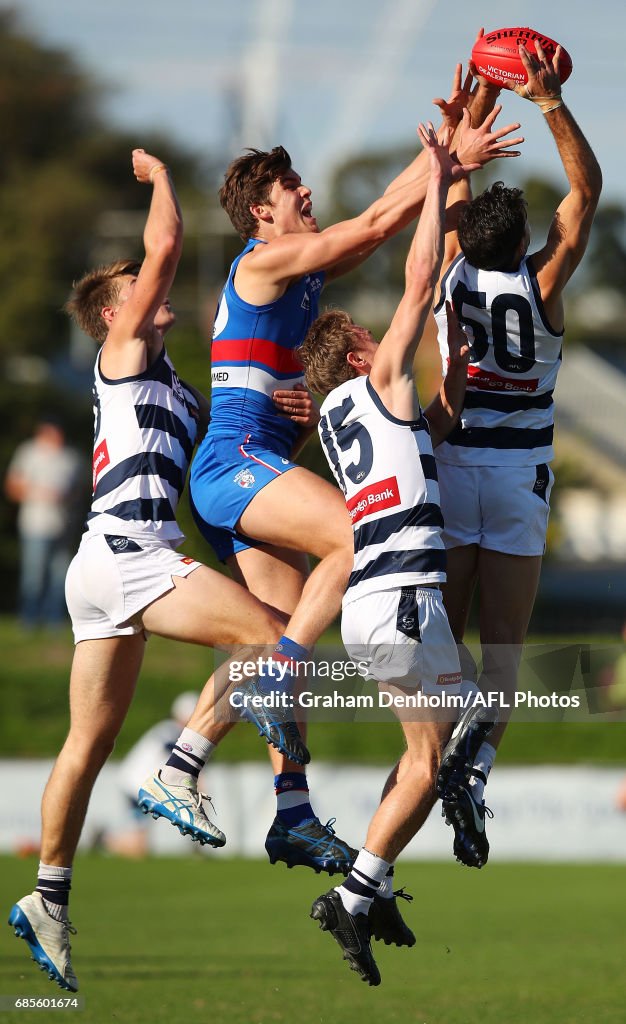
[0,11,210,606]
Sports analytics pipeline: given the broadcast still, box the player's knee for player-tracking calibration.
[66,726,118,768]
[238,608,284,645]
[310,512,353,560]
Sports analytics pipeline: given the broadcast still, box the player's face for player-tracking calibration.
[115,276,176,333]
[267,170,318,234]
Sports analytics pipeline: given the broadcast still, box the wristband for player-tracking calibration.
[522,87,562,114]
[149,163,168,183]
[539,100,563,114]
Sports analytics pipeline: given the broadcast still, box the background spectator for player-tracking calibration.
[4,418,86,629]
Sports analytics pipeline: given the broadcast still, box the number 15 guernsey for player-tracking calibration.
[208,239,325,454]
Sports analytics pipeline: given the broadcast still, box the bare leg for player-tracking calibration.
[364,715,451,863]
[440,544,479,641]
[228,545,309,624]
[237,467,354,649]
[40,635,146,866]
[228,546,312,775]
[477,548,543,747]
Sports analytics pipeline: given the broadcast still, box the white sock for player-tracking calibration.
[337,847,392,916]
[377,865,396,900]
[469,742,496,803]
[160,727,216,786]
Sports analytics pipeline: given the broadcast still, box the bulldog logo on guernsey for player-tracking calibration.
[347,476,401,524]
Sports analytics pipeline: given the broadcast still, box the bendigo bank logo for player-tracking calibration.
[347,476,401,524]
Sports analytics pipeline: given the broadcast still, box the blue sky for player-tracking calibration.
[10,0,624,208]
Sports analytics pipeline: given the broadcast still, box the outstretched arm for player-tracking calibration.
[437,58,517,279]
[507,43,602,326]
[368,125,473,420]
[424,303,470,447]
[101,151,183,378]
[239,88,523,305]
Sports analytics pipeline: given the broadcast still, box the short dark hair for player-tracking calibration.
[298,310,360,396]
[458,182,527,271]
[219,146,293,241]
[64,259,142,343]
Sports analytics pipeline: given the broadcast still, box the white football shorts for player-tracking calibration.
[437,462,554,556]
[65,532,201,643]
[341,585,461,694]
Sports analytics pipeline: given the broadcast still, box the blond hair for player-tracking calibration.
[64,259,141,343]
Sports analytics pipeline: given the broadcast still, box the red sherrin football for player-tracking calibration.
[471,27,573,89]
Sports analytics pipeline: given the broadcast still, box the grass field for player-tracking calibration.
[2,855,625,1024]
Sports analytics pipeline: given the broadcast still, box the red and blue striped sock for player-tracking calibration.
[275,771,315,827]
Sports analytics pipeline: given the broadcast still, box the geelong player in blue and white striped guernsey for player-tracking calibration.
[8,149,288,993]
[299,122,483,986]
[432,43,602,869]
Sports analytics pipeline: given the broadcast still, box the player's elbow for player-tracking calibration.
[405,261,438,299]
[150,232,183,266]
[578,162,603,205]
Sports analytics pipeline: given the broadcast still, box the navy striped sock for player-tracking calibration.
[36,862,72,922]
[337,848,391,916]
[160,728,216,786]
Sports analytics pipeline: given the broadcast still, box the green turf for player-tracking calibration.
[2,855,625,1023]
[1,616,625,764]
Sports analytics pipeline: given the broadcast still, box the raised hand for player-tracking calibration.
[508,43,563,109]
[418,121,479,181]
[455,106,524,167]
[433,62,474,132]
[132,149,168,185]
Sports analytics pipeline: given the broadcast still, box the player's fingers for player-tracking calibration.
[496,136,525,149]
[440,124,453,147]
[462,68,473,94]
[535,41,548,64]
[491,122,522,140]
[474,26,484,44]
[417,123,430,146]
[482,104,503,130]
[518,44,535,72]
[552,44,562,74]
[452,62,462,92]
